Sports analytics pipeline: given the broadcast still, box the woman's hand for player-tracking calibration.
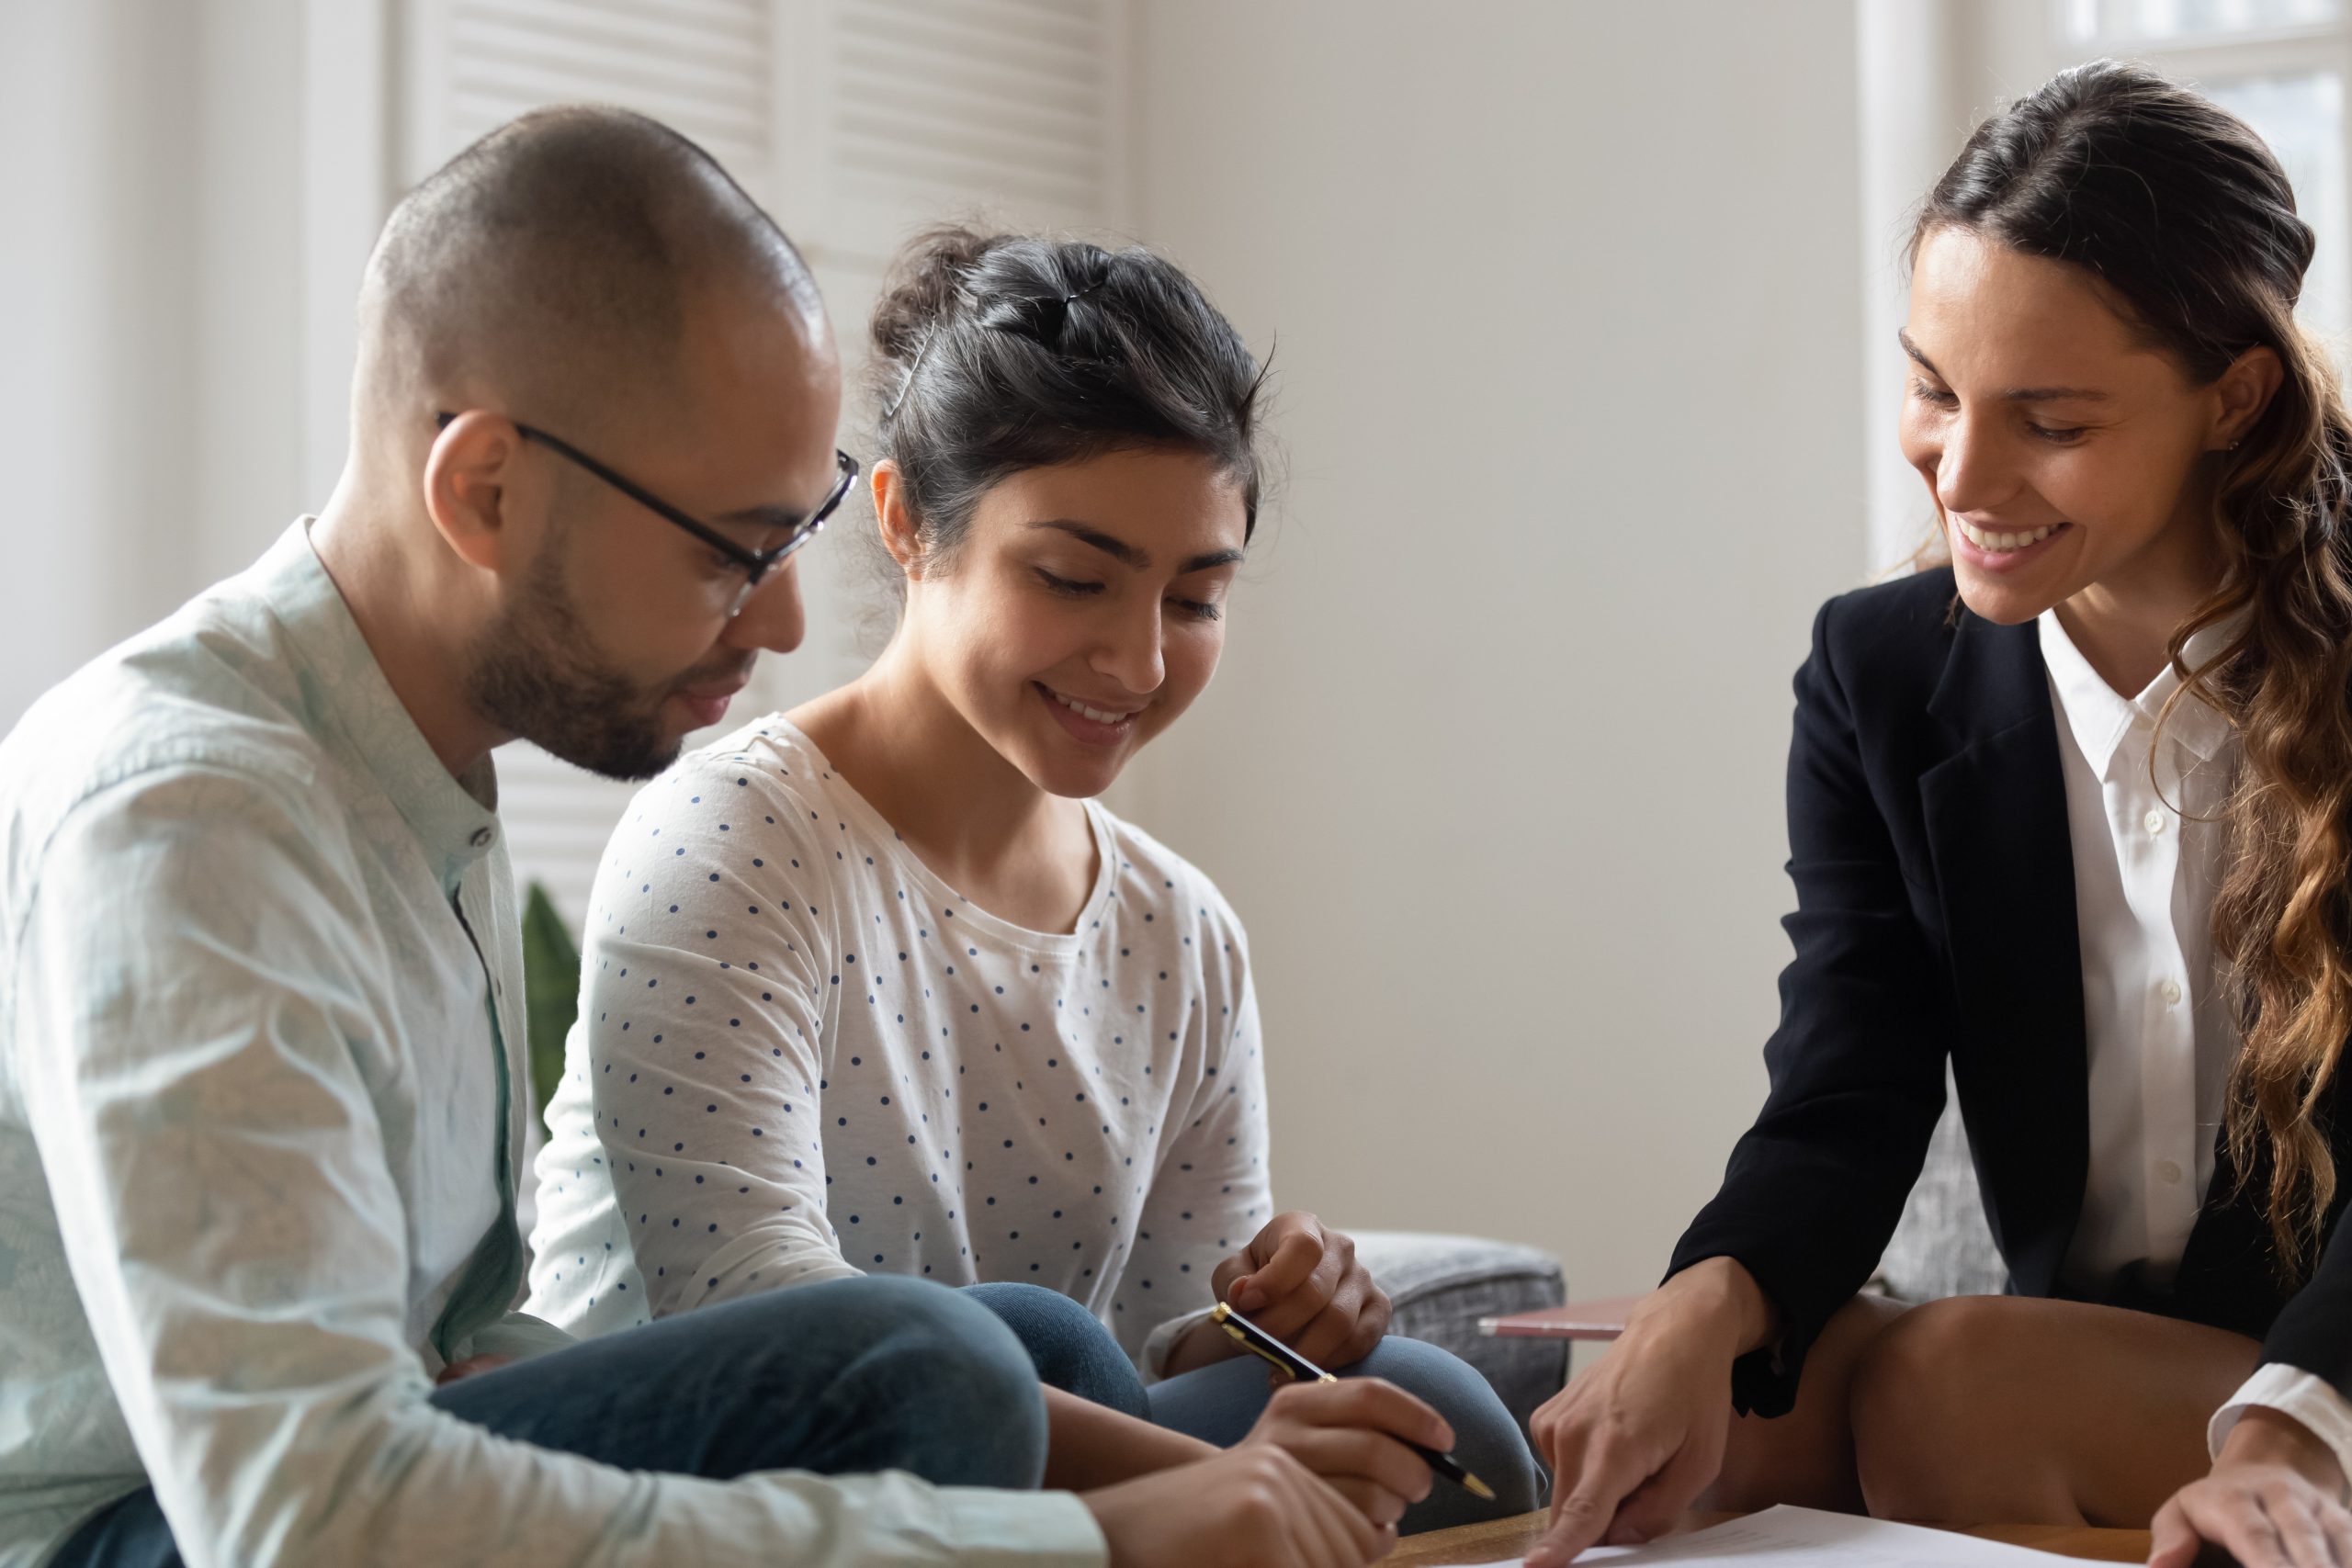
[1081,1446,1390,1568]
[1524,1259,1775,1568]
[1238,1376,1448,1529]
[2150,1408,2352,1568]
[1210,1212,1391,1370]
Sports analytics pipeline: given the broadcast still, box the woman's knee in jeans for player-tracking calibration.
[964,1280,1149,1419]
[1346,1337,1544,1519]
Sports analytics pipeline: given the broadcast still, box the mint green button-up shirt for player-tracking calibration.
[0,523,1103,1568]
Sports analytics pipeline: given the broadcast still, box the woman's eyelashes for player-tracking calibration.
[1909,379,2088,445]
[1911,378,1958,411]
[1033,567,1225,622]
[1035,567,1103,598]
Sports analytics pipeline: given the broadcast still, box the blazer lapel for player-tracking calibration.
[1917,610,2088,1297]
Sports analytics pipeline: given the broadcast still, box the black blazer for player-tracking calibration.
[1669,566,2352,1418]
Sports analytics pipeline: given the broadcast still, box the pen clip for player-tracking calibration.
[1220,1323,1299,1381]
[1214,1303,1304,1382]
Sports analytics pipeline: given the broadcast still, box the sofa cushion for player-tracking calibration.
[1872,1068,2010,1303]
[1351,1229,1568,1441]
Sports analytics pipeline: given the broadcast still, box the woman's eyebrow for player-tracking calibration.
[1027,518,1245,575]
[1998,383,2111,402]
[1898,330,2110,402]
[1031,518,1146,566]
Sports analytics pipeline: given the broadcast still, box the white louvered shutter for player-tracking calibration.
[781,0,1129,267]
[395,0,1128,931]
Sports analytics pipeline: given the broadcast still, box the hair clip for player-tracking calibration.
[879,324,940,425]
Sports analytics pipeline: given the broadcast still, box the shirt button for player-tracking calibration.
[2160,978,2183,1006]
[470,827,493,849]
[2144,808,2165,834]
[2157,1159,2184,1185]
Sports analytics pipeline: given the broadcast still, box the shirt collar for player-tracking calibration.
[257,520,502,895]
[2037,606,2237,775]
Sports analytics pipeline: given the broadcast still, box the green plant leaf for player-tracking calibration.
[520,881,582,1133]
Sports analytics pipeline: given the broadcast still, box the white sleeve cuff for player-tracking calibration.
[2210,1361,2352,1488]
[933,1487,1108,1566]
[1139,1303,1221,1385]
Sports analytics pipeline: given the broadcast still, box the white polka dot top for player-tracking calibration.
[526,718,1271,1374]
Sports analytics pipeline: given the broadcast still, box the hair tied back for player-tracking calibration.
[984,270,1111,349]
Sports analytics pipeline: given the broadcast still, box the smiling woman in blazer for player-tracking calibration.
[1526,61,2352,1568]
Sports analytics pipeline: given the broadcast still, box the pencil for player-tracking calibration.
[1209,1301,1497,1502]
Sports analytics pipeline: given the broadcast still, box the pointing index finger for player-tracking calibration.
[1526,1442,1650,1568]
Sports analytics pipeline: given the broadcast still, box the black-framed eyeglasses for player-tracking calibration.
[435,411,858,616]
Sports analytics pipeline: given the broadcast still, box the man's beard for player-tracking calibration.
[465,545,702,782]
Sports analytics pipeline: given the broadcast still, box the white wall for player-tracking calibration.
[1125,0,1871,1298]
[0,0,311,728]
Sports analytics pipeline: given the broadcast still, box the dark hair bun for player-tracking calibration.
[869,225,1002,367]
[865,225,1265,577]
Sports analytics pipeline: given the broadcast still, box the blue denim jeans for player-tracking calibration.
[967,1281,1542,1535]
[55,1276,1047,1568]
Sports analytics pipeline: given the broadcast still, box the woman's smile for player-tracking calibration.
[1036,680,1141,744]
[1948,516,2074,574]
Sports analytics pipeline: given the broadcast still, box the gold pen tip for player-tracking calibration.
[1464,1473,1496,1501]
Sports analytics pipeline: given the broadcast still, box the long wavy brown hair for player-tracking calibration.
[1917,60,2352,1278]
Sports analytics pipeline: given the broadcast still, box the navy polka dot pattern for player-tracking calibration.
[526,720,1269,1371]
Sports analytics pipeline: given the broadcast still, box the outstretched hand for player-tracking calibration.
[1524,1260,1770,1568]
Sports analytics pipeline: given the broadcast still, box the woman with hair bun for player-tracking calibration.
[1529,61,2352,1568]
[528,227,1538,1536]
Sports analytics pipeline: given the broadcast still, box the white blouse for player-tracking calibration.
[2039,610,2352,1480]
[526,719,1270,1376]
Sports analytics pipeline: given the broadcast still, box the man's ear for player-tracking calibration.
[871,459,931,581]
[423,412,535,573]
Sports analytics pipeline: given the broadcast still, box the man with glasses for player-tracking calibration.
[0,107,1385,1568]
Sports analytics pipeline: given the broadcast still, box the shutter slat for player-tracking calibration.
[847,0,1104,72]
[830,0,1114,231]
[416,0,775,192]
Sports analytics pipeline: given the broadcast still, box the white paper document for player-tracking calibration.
[1468,1505,2081,1566]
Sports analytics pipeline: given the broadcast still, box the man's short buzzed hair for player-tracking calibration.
[361,105,824,434]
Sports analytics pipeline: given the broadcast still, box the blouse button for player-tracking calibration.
[2157,1159,2184,1185]
[2159,978,2184,1007]
[2143,809,2165,834]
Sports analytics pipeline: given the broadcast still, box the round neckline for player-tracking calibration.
[761,717,1118,955]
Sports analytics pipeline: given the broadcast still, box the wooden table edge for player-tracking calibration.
[1383,1508,2152,1564]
